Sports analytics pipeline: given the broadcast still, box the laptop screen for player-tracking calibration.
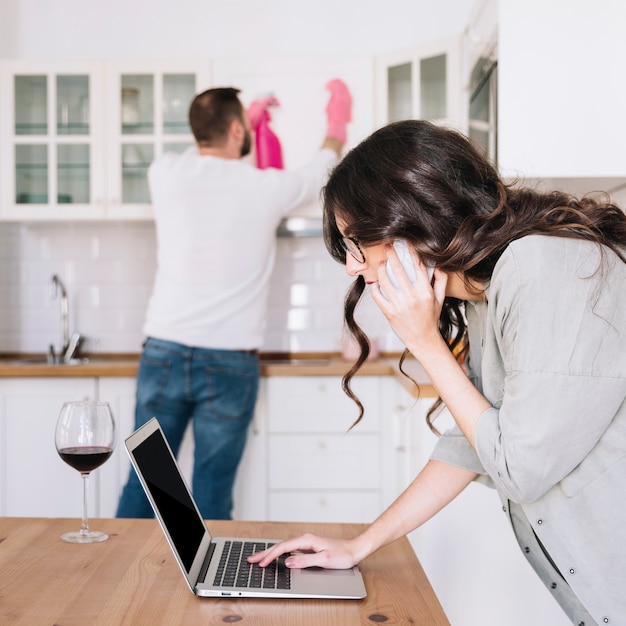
[130,428,207,571]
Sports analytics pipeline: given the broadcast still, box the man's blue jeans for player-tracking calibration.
[116,337,259,519]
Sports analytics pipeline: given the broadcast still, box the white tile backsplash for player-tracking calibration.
[0,222,402,355]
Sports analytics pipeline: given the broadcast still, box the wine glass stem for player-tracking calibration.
[80,472,91,535]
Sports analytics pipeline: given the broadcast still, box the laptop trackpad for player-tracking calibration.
[301,566,355,577]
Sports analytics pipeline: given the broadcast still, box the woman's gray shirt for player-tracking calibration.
[430,235,626,624]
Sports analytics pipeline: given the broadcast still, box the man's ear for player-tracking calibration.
[230,118,244,141]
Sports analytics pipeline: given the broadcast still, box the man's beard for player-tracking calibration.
[240,129,252,157]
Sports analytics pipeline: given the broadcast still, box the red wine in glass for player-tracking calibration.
[58,446,113,473]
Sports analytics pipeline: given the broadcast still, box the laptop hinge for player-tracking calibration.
[198,542,216,584]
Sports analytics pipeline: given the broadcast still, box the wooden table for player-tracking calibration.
[0,517,449,625]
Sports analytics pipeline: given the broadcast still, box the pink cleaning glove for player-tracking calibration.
[325,79,352,143]
[247,96,279,131]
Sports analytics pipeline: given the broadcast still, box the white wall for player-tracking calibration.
[0,222,392,355]
[4,0,475,59]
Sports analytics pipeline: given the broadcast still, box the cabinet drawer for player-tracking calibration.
[268,433,380,490]
[269,491,380,523]
[267,376,382,433]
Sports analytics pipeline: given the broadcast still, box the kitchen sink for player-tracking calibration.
[4,356,89,366]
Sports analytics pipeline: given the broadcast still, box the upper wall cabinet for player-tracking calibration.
[0,61,106,220]
[497,1,626,184]
[374,36,464,132]
[0,60,211,221]
[104,61,211,219]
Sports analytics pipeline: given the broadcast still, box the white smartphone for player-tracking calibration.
[386,240,435,288]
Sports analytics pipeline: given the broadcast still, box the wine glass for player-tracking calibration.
[55,401,116,543]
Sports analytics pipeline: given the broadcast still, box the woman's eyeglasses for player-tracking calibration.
[340,236,366,263]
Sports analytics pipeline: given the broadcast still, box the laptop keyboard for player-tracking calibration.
[213,541,291,590]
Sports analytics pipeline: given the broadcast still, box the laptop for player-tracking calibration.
[124,417,367,599]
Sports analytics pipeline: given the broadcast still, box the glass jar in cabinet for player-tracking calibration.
[105,62,211,219]
[0,60,106,220]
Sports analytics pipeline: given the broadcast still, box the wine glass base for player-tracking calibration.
[61,530,109,544]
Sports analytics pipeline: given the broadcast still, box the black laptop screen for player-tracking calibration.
[131,429,207,572]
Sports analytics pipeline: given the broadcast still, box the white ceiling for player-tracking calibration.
[1,0,477,59]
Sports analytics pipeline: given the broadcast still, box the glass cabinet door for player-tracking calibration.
[108,63,210,218]
[468,54,498,162]
[375,37,463,132]
[0,62,105,219]
[0,61,210,220]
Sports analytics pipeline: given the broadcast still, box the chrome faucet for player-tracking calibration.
[50,274,83,363]
[51,274,69,356]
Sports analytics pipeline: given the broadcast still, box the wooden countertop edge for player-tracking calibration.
[0,353,437,397]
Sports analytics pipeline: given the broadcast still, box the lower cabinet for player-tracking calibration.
[0,373,418,521]
[261,375,394,523]
[0,377,97,517]
[159,374,409,524]
[97,377,138,517]
[0,376,137,518]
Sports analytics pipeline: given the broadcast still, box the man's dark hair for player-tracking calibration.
[188,87,244,147]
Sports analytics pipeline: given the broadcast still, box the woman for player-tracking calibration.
[249,120,626,624]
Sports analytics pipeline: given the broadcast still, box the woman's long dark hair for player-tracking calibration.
[323,120,626,432]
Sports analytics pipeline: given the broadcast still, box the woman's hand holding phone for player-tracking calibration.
[372,240,444,358]
[385,240,434,290]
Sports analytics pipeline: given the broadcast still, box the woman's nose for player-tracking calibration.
[344,254,363,277]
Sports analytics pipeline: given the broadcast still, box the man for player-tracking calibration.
[117,82,352,519]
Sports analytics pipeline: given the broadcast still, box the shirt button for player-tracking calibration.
[524,547,530,554]
[577,621,585,625]
[550,582,557,589]
[603,618,609,624]
[569,568,575,575]
[537,519,543,525]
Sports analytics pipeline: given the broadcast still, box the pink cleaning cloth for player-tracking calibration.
[325,79,352,142]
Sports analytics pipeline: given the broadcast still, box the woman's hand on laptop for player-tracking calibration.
[247,533,364,570]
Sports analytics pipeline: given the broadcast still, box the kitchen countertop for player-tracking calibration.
[0,352,436,397]
[0,517,449,625]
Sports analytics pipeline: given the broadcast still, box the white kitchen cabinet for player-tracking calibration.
[261,375,399,523]
[231,379,269,520]
[166,374,410,524]
[96,376,137,517]
[374,36,465,132]
[0,376,138,519]
[104,61,211,219]
[0,377,97,517]
[0,60,210,221]
[497,1,626,183]
[0,61,106,220]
